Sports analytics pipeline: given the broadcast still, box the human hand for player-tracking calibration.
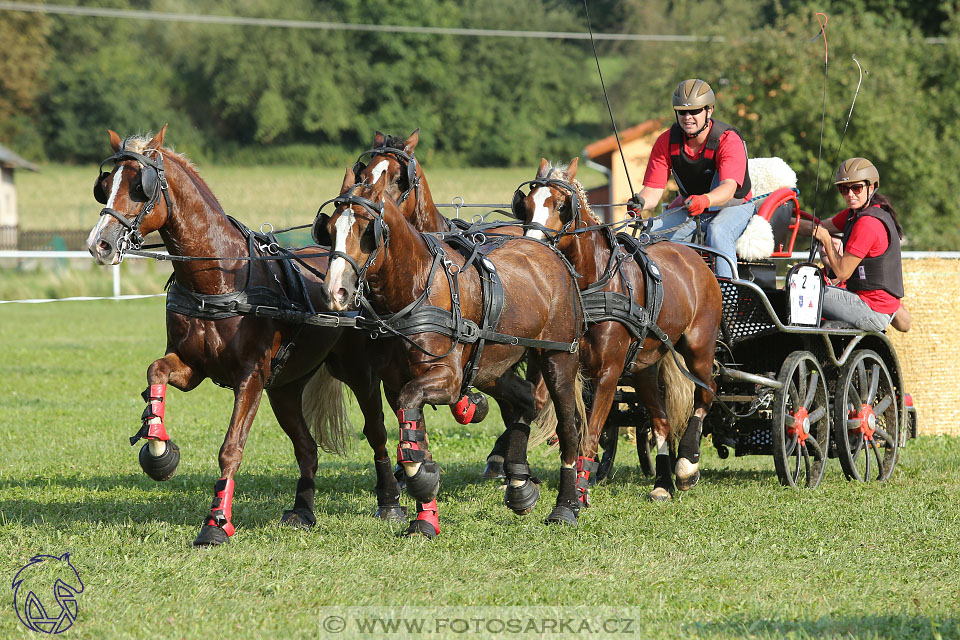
[684,194,710,216]
[627,193,645,218]
[813,225,833,245]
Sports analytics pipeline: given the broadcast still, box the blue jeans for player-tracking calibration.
[646,201,757,279]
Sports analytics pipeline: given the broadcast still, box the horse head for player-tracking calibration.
[87,126,171,265]
[517,157,587,245]
[315,168,392,311]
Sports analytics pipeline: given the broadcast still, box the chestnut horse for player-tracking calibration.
[315,169,586,535]
[86,127,406,546]
[515,158,723,501]
[353,130,553,478]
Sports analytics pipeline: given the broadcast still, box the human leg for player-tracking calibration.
[822,286,893,332]
[704,202,756,279]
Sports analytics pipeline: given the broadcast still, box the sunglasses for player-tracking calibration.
[837,182,867,196]
[677,106,708,116]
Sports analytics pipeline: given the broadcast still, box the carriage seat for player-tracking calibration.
[736,157,802,261]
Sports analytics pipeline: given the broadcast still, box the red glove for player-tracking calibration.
[684,194,711,216]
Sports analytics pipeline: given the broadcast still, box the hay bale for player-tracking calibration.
[887,258,960,435]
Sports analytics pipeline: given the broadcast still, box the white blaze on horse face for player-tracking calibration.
[369,160,389,186]
[326,210,357,306]
[526,187,552,241]
[86,168,126,249]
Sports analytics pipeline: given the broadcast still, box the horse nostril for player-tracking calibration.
[97,240,112,256]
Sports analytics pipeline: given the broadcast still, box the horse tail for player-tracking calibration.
[529,398,557,448]
[301,364,351,456]
[574,368,588,452]
[662,353,695,444]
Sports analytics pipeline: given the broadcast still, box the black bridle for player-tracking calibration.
[509,177,585,239]
[352,147,420,205]
[312,185,390,307]
[94,145,172,260]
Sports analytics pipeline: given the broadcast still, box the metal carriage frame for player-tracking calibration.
[597,243,918,489]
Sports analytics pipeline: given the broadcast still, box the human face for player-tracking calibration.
[675,106,711,136]
[838,181,871,209]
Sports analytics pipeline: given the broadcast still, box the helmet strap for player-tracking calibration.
[675,111,712,139]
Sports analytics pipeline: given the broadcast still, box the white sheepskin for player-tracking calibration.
[736,157,798,261]
[748,157,797,196]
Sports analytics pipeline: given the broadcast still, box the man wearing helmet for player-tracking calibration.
[629,78,756,279]
[799,157,907,332]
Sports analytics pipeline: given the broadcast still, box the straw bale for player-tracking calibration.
[887,258,960,435]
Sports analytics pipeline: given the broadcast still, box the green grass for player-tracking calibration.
[1,298,959,639]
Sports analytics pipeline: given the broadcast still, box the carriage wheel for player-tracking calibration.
[636,423,655,477]
[771,351,830,488]
[833,350,899,482]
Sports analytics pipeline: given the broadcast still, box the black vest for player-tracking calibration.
[669,120,751,200]
[840,205,904,299]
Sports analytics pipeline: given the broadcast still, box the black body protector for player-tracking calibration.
[840,205,905,299]
[669,120,751,200]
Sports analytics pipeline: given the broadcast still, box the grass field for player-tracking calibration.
[2,298,959,639]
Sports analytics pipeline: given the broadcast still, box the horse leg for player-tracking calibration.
[133,353,204,481]
[575,360,623,509]
[193,374,264,547]
[674,343,716,492]
[482,372,541,515]
[328,356,406,522]
[264,380,319,529]
[634,365,676,501]
[540,351,583,526]
[480,368,545,481]
[395,371,457,539]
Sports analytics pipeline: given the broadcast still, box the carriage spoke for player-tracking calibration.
[846,418,861,430]
[863,438,872,478]
[807,407,825,424]
[801,441,812,477]
[874,427,896,449]
[802,371,819,408]
[874,394,894,416]
[856,360,868,403]
[867,364,880,402]
[871,440,884,478]
[805,436,824,461]
[797,360,808,402]
[792,444,802,481]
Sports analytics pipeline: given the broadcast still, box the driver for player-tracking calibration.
[629,78,757,279]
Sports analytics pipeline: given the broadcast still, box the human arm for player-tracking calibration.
[813,224,862,281]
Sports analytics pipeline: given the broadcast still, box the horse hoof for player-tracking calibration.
[647,487,674,502]
[545,504,578,526]
[193,524,230,547]
[374,504,408,522]
[675,459,700,491]
[404,461,440,503]
[400,519,438,540]
[280,508,316,529]
[504,479,540,515]
[480,457,506,481]
[138,440,180,481]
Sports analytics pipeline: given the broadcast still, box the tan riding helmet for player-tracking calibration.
[834,157,880,187]
[673,79,716,111]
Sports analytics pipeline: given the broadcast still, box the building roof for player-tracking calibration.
[583,118,663,160]
[0,144,40,171]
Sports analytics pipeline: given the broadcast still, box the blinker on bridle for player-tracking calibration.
[510,177,583,239]
[94,142,172,260]
[312,184,391,306]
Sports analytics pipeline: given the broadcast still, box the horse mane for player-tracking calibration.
[544,163,601,226]
[119,133,223,209]
[376,134,407,151]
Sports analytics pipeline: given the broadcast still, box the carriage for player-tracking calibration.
[596,186,919,488]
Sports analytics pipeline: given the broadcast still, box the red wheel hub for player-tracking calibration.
[851,404,876,440]
[788,407,810,443]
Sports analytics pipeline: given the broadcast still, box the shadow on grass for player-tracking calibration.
[692,613,958,639]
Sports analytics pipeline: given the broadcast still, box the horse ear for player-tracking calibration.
[567,157,579,180]
[404,128,420,153]
[341,166,356,193]
[374,130,385,147]
[147,124,167,150]
[537,157,550,178]
[108,130,123,152]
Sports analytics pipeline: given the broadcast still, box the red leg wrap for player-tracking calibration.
[397,408,427,464]
[451,395,477,425]
[415,500,439,535]
[205,477,236,537]
[576,456,595,507]
[143,384,170,441]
